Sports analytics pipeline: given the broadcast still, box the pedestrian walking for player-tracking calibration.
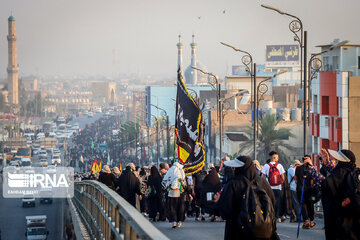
[116,164,142,208]
[287,160,301,222]
[162,162,187,228]
[201,166,221,221]
[253,160,263,176]
[193,169,207,221]
[147,166,163,221]
[215,156,279,240]
[294,155,316,229]
[308,149,360,240]
[98,165,116,189]
[261,151,286,223]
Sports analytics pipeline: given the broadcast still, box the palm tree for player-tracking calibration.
[237,114,295,167]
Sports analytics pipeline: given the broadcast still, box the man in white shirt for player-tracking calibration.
[261,151,285,222]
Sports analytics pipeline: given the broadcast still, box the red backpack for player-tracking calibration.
[267,163,283,186]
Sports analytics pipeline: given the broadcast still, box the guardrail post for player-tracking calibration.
[72,181,169,240]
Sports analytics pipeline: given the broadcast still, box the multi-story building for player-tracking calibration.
[310,41,360,167]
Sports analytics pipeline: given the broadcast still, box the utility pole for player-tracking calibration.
[218,85,222,165]
[166,115,170,164]
[147,125,150,166]
[155,119,160,167]
[303,31,308,155]
[253,63,257,160]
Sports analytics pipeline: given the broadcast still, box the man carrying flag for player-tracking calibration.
[175,69,205,175]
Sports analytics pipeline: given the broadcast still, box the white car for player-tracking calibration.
[32,146,41,155]
[46,165,57,174]
[40,158,48,167]
[36,133,45,140]
[48,132,56,137]
[52,148,61,157]
[22,194,35,207]
[72,123,80,130]
[21,158,32,167]
[9,161,20,167]
[39,150,47,159]
[51,155,61,165]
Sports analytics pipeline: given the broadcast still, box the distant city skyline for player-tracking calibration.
[0,0,359,78]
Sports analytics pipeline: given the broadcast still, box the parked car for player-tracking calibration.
[39,150,47,159]
[22,194,35,207]
[21,158,32,167]
[40,159,48,167]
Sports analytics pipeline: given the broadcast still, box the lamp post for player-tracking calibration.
[150,104,170,164]
[192,67,221,164]
[220,42,257,160]
[219,90,249,158]
[261,4,308,154]
[140,109,160,167]
[256,70,288,135]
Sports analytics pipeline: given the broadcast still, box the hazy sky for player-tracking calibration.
[0,0,359,78]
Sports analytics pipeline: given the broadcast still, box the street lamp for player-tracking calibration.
[221,42,258,160]
[140,109,160,167]
[150,104,170,164]
[261,4,308,154]
[192,67,222,164]
[219,89,249,161]
[256,70,288,136]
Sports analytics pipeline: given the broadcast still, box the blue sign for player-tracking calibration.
[266,45,299,63]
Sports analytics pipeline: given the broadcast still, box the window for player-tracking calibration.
[358,56,360,69]
[314,137,319,152]
[323,56,329,70]
[324,116,329,127]
[333,56,339,70]
[339,97,342,117]
[321,96,329,115]
[313,95,318,113]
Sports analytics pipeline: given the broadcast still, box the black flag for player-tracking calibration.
[175,69,205,175]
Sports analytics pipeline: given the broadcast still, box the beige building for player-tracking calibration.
[91,82,117,104]
[7,16,19,105]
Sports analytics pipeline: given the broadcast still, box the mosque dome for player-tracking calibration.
[8,16,15,21]
[184,61,208,85]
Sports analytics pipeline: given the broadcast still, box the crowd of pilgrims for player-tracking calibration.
[74,148,360,240]
[70,116,360,239]
[76,162,222,227]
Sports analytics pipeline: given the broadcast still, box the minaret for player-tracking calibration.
[190,34,197,85]
[176,34,183,76]
[7,15,19,105]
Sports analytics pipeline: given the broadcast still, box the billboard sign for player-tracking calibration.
[265,45,300,66]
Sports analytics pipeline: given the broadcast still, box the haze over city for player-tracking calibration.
[0,0,359,78]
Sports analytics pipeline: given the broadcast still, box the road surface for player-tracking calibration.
[153,217,325,240]
[0,113,102,240]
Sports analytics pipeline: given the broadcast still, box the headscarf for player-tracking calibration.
[112,167,121,176]
[148,166,162,194]
[234,156,257,181]
[162,162,185,188]
[102,165,111,173]
[202,167,221,193]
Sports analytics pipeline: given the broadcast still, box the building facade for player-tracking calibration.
[310,42,360,167]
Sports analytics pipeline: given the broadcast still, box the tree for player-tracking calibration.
[237,114,295,167]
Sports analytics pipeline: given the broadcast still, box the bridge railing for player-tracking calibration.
[73,180,169,240]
